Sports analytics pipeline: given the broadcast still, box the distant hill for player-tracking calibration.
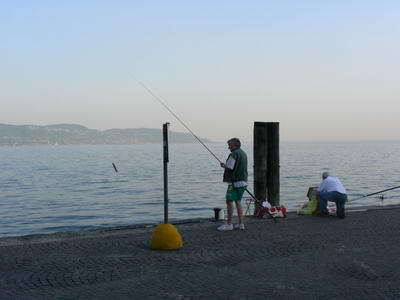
[0,124,213,146]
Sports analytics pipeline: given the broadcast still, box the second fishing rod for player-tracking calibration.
[349,185,400,202]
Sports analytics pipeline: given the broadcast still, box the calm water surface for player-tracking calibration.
[1,142,399,236]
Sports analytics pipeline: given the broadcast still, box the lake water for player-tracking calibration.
[1,141,400,237]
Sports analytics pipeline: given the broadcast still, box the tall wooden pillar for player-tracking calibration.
[253,122,280,212]
[267,122,280,206]
[253,123,268,212]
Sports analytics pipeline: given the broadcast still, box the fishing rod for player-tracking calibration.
[134,77,276,221]
[349,185,400,202]
[133,77,222,164]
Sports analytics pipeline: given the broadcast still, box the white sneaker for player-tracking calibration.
[217,224,233,231]
[234,224,245,230]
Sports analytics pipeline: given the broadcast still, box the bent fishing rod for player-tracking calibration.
[349,185,400,202]
[134,77,276,220]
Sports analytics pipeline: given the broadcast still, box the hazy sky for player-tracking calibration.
[1,0,399,141]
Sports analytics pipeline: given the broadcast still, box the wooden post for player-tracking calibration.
[163,123,169,224]
[253,122,268,213]
[267,122,280,206]
[253,122,280,211]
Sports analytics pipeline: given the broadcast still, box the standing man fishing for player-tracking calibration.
[218,138,248,231]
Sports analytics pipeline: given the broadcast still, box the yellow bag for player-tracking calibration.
[297,186,319,215]
[297,198,318,215]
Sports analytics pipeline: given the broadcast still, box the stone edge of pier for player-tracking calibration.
[1,204,399,247]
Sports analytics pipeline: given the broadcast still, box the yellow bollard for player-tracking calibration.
[149,223,183,250]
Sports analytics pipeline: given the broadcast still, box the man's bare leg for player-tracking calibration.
[235,200,244,224]
[226,201,234,224]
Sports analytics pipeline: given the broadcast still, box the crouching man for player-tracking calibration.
[317,172,347,218]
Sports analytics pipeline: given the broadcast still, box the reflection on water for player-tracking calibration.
[0,141,399,236]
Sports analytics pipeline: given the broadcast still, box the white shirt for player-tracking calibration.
[318,176,347,194]
[225,156,247,188]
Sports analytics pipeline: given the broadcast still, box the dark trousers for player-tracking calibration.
[317,191,347,213]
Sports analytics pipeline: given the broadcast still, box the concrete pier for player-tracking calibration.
[1,205,400,299]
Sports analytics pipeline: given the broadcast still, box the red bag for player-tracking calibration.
[255,203,287,218]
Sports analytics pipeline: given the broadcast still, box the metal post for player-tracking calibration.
[163,123,169,224]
